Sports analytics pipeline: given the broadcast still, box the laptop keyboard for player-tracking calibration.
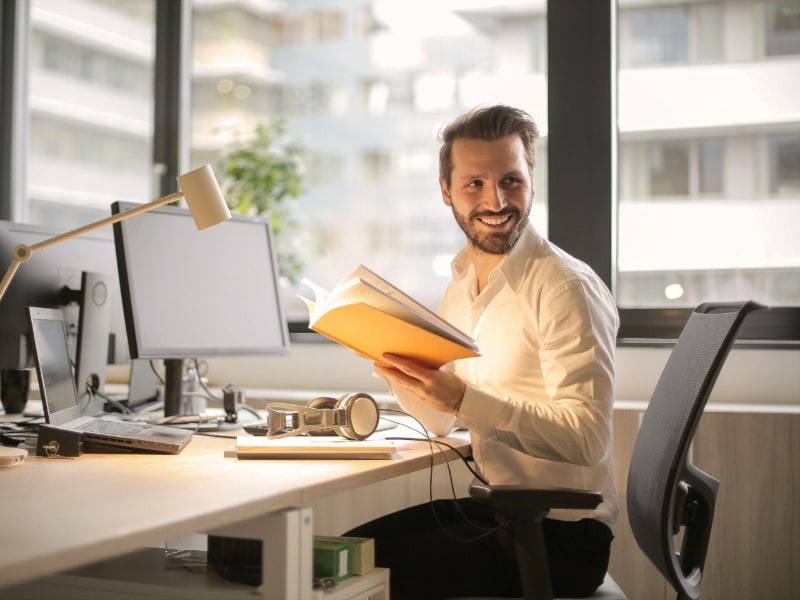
[73,420,149,436]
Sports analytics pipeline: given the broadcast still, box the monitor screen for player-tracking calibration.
[112,201,290,361]
[0,220,129,371]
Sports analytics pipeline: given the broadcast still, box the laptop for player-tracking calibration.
[27,307,192,454]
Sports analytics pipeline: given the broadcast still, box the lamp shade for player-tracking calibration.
[177,165,232,230]
[0,165,232,305]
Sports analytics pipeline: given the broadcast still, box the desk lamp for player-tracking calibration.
[0,165,231,304]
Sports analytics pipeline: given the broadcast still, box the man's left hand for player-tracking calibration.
[374,353,466,415]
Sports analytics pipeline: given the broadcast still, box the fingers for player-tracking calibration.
[379,353,424,375]
[374,361,420,391]
[375,355,465,415]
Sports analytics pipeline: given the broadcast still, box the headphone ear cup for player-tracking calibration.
[334,392,379,441]
[305,396,337,436]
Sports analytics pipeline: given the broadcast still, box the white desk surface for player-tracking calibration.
[0,425,470,591]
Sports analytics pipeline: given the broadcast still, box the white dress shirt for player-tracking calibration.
[394,224,619,526]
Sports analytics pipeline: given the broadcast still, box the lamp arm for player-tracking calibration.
[0,245,31,302]
[28,191,184,253]
[0,191,184,303]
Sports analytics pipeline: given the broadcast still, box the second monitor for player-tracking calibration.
[111,201,290,416]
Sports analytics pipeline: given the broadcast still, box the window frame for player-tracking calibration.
[548,1,799,347]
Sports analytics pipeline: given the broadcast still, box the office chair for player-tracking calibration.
[466,301,763,600]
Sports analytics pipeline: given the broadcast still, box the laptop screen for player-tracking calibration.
[28,307,83,426]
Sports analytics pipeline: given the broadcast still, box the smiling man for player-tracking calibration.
[346,105,620,599]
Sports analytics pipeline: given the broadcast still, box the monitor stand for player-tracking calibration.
[163,358,184,417]
[74,271,112,415]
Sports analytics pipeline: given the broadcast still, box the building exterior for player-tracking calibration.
[24,0,800,316]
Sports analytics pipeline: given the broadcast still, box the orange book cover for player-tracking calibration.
[300,265,479,368]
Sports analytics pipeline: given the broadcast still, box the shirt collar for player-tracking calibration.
[450,224,543,294]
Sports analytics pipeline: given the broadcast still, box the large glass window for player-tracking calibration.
[4,1,796,341]
[24,0,155,230]
[764,0,800,56]
[769,135,800,195]
[190,0,549,319]
[617,0,800,310]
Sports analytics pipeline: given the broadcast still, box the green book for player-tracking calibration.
[313,537,353,583]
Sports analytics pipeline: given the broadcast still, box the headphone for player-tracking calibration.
[264,392,379,441]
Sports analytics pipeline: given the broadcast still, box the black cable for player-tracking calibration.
[379,408,502,543]
[148,359,165,385]
[380,408,487,485]
[192,358,223,403]
[85,384,132,414]
[237,404,261,419]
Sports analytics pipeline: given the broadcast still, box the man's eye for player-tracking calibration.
[467,180,483,188]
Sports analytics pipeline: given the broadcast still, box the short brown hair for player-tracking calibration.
[438,105,540,187]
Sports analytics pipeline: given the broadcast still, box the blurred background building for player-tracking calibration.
[20,0,800,317]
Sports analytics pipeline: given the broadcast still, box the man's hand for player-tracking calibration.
[374,353,466,415]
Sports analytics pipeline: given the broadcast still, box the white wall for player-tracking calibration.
[204,342,800,408]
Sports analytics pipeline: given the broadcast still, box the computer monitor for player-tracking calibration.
[111,201,290,416]
[0,220,130,413]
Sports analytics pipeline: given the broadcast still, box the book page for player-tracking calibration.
[310,302,479,367]
[305,266,476,350]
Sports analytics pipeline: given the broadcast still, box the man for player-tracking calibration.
[347,105,619,599]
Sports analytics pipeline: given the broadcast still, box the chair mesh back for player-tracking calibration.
[626,301,762,600]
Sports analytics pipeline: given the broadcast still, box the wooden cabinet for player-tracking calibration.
[609,407,800,600]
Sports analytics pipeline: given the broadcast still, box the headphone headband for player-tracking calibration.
[264,393,379,441]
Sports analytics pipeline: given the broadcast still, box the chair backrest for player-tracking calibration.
[626,301,764,600]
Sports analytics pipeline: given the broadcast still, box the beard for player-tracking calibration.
[452,204,531,255]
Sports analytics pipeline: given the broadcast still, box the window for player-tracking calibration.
[627,6,690,65]
[3,1,796,344]
[22,0,155,230]
[621,2,725,67]
[765,0,800,56]
[698,138,724,195]
[769,135,800,195]
[624,138,725,199]
[618,0,800,318]
[648,141,690,196]
[189,1,550,319]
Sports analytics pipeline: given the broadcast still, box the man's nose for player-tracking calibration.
[485,185,508,211]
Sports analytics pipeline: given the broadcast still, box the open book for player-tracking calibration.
[300,265,479,368]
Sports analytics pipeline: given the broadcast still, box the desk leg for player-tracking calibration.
[209,507,314,600]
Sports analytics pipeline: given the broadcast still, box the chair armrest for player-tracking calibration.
[469,479,603,512]
[469,480,604,600]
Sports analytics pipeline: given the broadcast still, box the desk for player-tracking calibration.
[0,426,470,599]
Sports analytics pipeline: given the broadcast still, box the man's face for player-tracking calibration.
[441,134,533,255]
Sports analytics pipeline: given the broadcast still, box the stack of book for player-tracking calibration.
[313,535,375,584]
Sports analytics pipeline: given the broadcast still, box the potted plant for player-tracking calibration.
[216,118,308,285]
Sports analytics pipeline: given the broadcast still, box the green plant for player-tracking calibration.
[216,119,307,284]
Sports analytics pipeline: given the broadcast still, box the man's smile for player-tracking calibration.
[474,211,515,228]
